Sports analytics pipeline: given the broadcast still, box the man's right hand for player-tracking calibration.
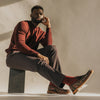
[41,16,51,28]
[37,53,49,65]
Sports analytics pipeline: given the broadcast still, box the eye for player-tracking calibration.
[40,13,43,15]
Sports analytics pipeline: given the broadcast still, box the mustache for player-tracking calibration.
[32,17,43,23]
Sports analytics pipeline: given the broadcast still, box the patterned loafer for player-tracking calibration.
[69,70,93,94]
[47,85,70,94]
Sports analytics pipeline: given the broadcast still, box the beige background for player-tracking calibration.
[0,0,99,94]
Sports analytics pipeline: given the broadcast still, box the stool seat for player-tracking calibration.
[8,68,25,93]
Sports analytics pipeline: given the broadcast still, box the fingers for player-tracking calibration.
[42,18,47,23]
[37,54,49,64]
[42,16,47,23]
[45,57,49,64]
[43,56,49,64]
[42,16,50,23]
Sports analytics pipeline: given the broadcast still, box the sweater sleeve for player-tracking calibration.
[40,28,52,47]
[14,21,39,56]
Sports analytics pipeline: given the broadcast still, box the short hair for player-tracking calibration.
[31,5,44,13]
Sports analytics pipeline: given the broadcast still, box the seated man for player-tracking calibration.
[5,5,93,94]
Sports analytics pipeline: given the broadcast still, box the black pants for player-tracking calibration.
[6,45,65,88]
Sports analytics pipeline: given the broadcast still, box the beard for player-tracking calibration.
[32,17,42,24]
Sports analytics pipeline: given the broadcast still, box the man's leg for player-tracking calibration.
[37,45,70,94]
[6,51,65,87]
[37,45,65,88]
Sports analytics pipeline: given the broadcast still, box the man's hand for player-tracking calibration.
[37,53,49,64]
[41,16,51,28]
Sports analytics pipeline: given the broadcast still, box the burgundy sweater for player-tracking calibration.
[5,20,52,56]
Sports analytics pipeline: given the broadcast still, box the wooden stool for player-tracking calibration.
[8,68,25,93]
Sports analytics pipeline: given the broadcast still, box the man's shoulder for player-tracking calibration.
[17,20,30,25]
[15,20,31,29]
[14,20,31,32]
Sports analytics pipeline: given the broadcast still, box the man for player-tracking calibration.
[5,5,93,94]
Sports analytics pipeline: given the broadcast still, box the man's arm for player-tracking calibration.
[40,17,52,47]
[14,21,39,56]
[38,17,52,64]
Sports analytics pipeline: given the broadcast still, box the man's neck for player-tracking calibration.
[31,21,39,27]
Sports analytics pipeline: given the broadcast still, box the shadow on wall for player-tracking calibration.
[0,0,24,7]
[0,31,12,41]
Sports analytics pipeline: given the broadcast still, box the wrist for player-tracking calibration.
[47,24,51,28]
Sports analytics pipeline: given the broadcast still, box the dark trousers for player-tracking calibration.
[6,45,65,88]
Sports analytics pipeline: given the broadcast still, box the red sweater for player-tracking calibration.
[5,20,52,56]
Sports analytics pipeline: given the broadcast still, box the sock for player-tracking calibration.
[62,76,78,86]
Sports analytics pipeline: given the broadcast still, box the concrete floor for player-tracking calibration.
[0,93,100,100]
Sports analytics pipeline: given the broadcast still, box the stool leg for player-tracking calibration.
[8,68,25,93]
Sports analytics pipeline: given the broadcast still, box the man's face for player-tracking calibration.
[31,9,44,23]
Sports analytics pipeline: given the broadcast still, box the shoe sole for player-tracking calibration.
[47,90,70,94]
[72,70,94,94]
[47,91,58,94]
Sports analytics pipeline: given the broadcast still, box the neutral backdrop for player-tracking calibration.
[0,0,99,94]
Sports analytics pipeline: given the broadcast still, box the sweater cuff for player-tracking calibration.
[46,27,51,31]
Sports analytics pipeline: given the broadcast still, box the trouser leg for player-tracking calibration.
[37,45,65,88]
[37,45,61,71]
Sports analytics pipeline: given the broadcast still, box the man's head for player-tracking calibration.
[30,5,44,23]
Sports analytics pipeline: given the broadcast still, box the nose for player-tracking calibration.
[37,14,41,18]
